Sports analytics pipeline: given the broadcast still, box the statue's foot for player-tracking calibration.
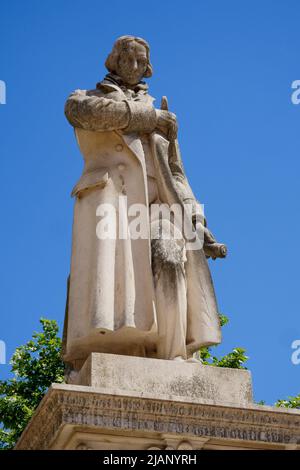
[185,357,202,364]
[172,356,186,362]
[171,356,202,364]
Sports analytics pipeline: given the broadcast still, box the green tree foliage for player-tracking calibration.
[0,319,64,450]
[275,394,300,409]
[199,314,249,369]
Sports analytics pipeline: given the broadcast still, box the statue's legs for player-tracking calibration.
[151,218,188,360]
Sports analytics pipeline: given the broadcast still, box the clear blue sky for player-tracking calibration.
[1,0,299,405]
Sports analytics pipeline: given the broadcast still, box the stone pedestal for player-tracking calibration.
[72,353,253,406]
[15,354,300,450]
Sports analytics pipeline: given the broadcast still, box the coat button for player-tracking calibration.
[118,163,125,171]
[115,144,123,152]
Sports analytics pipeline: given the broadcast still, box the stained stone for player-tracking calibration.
[15,382,300,450]
[62,35,227,368]
[71,353,253,407]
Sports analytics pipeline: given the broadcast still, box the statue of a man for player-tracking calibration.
[62,36,226,373]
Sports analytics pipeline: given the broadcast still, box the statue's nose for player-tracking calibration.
[131,59,138,71]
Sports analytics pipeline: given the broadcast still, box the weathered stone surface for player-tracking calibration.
[15,383,300,450]
[63,35,227,367]
[72,353,253,407]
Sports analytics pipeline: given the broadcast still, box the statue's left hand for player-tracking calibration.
[197,225,227,260]
[204,242,227,260]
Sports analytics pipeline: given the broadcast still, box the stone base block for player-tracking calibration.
[71,353,253,407]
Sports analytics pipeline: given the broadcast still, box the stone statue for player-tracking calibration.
[62,36,227,374]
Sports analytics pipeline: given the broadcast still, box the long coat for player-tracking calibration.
[62,77,221,366]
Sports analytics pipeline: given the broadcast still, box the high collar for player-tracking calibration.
[97,73,149,93]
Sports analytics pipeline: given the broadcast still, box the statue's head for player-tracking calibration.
[105,36,153,86]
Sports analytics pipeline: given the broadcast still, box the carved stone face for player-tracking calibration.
[115,42,148,86]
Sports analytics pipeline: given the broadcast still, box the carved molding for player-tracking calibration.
[15,385,300,450]
[148,440,194,450]
[76,443,93,450]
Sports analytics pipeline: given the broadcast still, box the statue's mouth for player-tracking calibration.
[126,73,141,83]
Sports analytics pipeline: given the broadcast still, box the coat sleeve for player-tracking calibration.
[65,89,157,133]
[168,140,206,226]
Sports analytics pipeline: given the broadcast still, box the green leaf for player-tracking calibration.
[0,318,64,449]
[275,394,300,409]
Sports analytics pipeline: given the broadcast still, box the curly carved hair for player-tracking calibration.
[105,35,153,78]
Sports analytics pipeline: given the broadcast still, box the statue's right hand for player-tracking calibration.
[155,109,178,141]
